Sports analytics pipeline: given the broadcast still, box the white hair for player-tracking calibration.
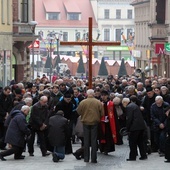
[122,98,130,104]
[113,97,121,105]
[17,83,24,89]
[40,95,48,101]
[155,95,163,102]
[24,97,33,105]
[21,105,30,112]
[161,86,168,91]
[86,89,94,96]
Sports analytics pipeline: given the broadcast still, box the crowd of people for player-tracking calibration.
[0,73,170,164]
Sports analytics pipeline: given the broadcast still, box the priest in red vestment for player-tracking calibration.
[98,90,120,155]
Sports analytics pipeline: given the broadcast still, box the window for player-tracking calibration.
[63,32,68,41]
[127,10,132,19]
[116,9,121,19]
[116,29,121,41]
[21,0,28,23]
[47,12,59,20]
[104,29,110,41]
[156,0,165,24]
[104,9,110,19]
[68,13,79,20]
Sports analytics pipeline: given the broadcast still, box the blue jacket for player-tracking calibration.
[5,110,30,147]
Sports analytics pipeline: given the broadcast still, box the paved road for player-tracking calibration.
[0,138,169,170]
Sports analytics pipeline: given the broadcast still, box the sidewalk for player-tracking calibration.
[0,140,169,170]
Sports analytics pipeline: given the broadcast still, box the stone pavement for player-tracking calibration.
[0,138,169,170]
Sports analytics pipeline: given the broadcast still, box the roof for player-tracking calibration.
[105,60,116,66]
[131,0,149,6]
[63,0,81,13]
[35,0,98,28]
[43,0,60,12]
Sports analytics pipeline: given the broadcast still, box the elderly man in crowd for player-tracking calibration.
[28,96,50,157]
[0,105,30,161]
[151,95,170,157]
[77,89,104,163]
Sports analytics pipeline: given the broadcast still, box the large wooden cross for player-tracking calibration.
[60,17,120,88]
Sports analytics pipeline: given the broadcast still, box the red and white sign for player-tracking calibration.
[155,44,165,54]
[28,40,40,49]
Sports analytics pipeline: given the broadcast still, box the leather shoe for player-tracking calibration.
[164,160,170,163]
[42,152,50,157]
[0,154,6,161]
[91,160,97,163]
[73,152,81,160]
[84,160,89,163]
[14,155,25,160]
[29,153,34,156]
[139,156,147,160]
[126,158,136,161]
[159,153,165,157]
[52,153,59,162]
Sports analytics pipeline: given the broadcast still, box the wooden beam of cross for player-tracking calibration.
[60,17,121,88]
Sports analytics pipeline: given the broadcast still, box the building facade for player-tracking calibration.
[0,0,13,87]
[13,0,38,83]
[132,0,170,77]
[92,0,135,60]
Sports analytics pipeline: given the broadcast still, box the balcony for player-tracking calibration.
[13,22,38,42]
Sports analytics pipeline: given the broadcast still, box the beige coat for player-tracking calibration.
[77,97,104,125]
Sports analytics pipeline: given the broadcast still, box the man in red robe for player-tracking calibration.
[98,90,119,155]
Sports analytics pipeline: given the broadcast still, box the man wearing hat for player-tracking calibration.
[55,91,74,154]
[140,85,157,153]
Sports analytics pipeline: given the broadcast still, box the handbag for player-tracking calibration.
[74,116,83,137]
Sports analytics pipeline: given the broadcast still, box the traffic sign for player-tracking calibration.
[28,40,40,49]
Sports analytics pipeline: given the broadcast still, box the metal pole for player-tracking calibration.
[32,40,34,81]
[49,40,52,83]
[3,50,7,87]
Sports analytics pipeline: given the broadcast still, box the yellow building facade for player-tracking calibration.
[0,0,13,87]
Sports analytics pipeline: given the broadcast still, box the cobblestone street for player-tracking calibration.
[0,138,169,170]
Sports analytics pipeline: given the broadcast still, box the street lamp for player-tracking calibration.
[28,20,38,81]
[46,31,62,82]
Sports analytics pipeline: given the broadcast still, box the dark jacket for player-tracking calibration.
[0,92,13,123]
[141,93,157,126]
[126,102,146,132]
[151,102,169,131]
[55,99,73,120]
[29,102,49,130]
[4,101,25,127]
[5,110,30,147]
[48,114,68,147]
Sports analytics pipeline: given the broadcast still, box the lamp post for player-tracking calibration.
[46,31,62,82]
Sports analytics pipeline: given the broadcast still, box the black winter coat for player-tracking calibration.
[48,114,69,147]
[126,102,146,132]
[29,102,49,130]
[0,92,13,123]
[5,110,30,147]
[151,102,169,131]
[55,99,73,120]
